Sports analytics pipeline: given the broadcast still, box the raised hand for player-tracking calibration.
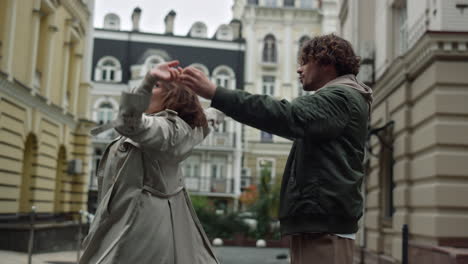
[149,60,180,81]
[180,66,217,99]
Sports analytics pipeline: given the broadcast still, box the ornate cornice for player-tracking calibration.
[373,31,468,107]
[0,76,77,130]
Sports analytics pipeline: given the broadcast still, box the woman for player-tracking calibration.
[80,61,221,264]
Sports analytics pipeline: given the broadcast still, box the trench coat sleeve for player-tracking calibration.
[113,92,189,153]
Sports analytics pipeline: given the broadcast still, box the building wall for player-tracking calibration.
[236,0,326,192]
[0,0,93,218]
[338,0,468,263]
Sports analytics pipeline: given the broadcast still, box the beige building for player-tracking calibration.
[338,0,468,263]
[0,0,94,251]
[233,0,338,201]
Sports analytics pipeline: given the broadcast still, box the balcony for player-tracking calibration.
[198,131,235,149]
[185,176,235,196]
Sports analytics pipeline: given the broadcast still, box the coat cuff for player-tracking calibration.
[211,87,234,113]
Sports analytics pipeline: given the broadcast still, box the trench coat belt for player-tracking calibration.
[142,185,184,198]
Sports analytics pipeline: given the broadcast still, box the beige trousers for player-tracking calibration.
[290,233,354,264]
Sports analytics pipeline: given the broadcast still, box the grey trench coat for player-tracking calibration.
[79,91,221,264]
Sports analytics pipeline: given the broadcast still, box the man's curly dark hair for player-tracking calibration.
[299,34,360,76]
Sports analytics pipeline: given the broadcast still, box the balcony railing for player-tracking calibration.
[198,131,235,149]
[185,176,235,195]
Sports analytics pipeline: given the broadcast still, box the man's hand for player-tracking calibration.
[149,60,180,81]
[180,66,217,99]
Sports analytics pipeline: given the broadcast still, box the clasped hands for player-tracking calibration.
[148,60,217,100]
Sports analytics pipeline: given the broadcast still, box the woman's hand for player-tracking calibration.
[149,60,180,81]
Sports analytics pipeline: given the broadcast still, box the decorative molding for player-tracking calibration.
[94,30,246,51]
[373,31,468,107]
[0,77,77,130]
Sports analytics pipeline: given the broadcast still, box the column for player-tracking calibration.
[1,0,17,80]
[28,0,42,93]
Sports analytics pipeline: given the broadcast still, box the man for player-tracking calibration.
[181,34,372,264]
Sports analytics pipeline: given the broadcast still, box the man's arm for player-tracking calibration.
[181,66,351,140]
[211,87,351,140]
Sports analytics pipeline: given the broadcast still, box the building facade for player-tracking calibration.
[89,8,245,213]
[338,0,468,263]
[0,0,94,252]
[232,0,337,200]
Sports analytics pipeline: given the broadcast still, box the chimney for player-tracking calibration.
[164,10,176,35]
[229,19,242,40]
[131,7,142,31]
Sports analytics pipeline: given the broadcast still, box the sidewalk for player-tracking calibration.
[0,250,78,264]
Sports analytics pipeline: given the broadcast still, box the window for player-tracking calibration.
[103,13,121,30]
[298,35,311,56]
[214,120,227,133]
[144,55,164,72]
[397,2,408,55]
[190,22,208,38]
[215,24,233,41]
[213,66,235,90]
[262,34,277,63]
[300,0,314,8]
[210,156,227,179]
[284,0,295,7]
[97,102,114,124]
[262,76,275,96]
[215,70,230,89]
[248,0,259,4]
[184,155,201,178]
[265,0,277,7]
[261,131,273,142]
[95,57,122,82]
[189,63,210,77]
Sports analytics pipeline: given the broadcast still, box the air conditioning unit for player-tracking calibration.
[67,159,83,175]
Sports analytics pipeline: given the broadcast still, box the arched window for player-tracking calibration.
[144,55,165,72]
[213,65,235,90]
[189,63,210,77]
[97,102,114,125]
[262,34,277,63]
[95,56,122,82]
[298,35,311,57]
[215,24,233,41]
[103,13,120,30]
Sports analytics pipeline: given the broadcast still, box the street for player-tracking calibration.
[0,247,289,264]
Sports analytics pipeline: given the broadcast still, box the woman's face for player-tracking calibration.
[145,82,166,114]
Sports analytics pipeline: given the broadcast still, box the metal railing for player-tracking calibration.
[26,206,89,264]
[198,132,235,148]
[185,176,235,195]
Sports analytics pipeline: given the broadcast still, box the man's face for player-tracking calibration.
[297,60,325,92]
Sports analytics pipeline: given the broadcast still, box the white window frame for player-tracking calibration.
[144,55,165,73]
[95,56,122,82]
[262,75,275,96]
[262,34,277,63]
[93,97,119,123]
[213,65,236,90]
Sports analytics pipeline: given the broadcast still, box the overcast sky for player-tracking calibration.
[94,0,234,36]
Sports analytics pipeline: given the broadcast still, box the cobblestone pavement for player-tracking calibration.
[0,247,290,264]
